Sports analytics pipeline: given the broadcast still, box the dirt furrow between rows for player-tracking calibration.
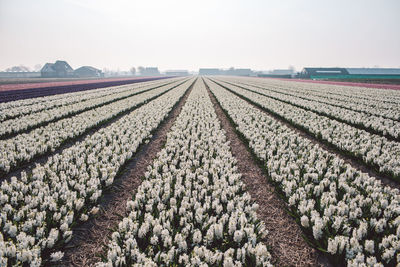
[204,79,331,267]
[208,78,400,190]
[220,79,400,143]
[60,79,196,267]
[2,80,188,182]
[1,79,182,140]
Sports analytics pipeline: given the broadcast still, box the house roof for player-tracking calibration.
[53,61,73,72]
[41,60,74,73]
[41,63,56,72]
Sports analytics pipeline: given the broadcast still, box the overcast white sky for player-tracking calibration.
[0,0,399,72]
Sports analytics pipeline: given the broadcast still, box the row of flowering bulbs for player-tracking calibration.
[239,76,400,113]
[0,78,177,122]
[228,77,400,121]
[222,77,400,132]
[217,78,400,141]
[0,78,183,138]
[0,79,187,175]
[0,78,194,266]
[213,79,400,181]
[207,78,400,266]
[236,78,400,121]
[97,80,272,267]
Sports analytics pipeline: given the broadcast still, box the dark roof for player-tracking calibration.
[41,63,56,72]
[41,60,74,73]
[53,60,73,72]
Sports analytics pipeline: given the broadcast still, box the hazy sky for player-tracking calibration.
[1,0,399,72]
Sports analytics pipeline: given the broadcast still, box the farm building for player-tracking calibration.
[299,67,400,79]
[199,68,254,76]
[141,67,160,76]
[258,69,294,78]
[41,60,74,78]
[225,68,253,76]
[199,68,221,75]
[346,68,400,79]
[165,70,189,76]
[74,66,103,78]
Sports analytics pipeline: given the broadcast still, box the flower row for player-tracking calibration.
[238,77,400,110]
[0,78,177,122]
[211,79,400,181]
[97,79,272,266]
[0,78,184,138]
[0,78,194,266]
[0,79,187,175]
[230,77,400,121]
[217,78,400,140]
[206,78,400,266]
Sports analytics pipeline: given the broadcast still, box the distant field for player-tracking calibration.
[0,77,103,85]
[266,77,400,90]
[0,76,167,91]
[0,76,170,102]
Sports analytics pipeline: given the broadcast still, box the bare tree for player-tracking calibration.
[6,65,31,72]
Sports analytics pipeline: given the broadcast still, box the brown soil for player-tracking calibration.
[208,78,400,191]
[203,79,331,267]
[60,79,196,267]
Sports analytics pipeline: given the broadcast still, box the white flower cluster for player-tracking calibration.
[0,79,188,175]
[0,78,178,122]
[0,78,184,138]
[207,78,400,266]
[217,78,400,139]
[97,80,272,267]
[227,77,400,121]
[0,78,194,265]
[211,78,400,180]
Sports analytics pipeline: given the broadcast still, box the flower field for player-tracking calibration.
[0,77,169,103]
[1,76,400,266]
[0,78,186,175]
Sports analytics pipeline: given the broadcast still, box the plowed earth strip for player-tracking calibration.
[60,79,196,267]
[203,79,331,267]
